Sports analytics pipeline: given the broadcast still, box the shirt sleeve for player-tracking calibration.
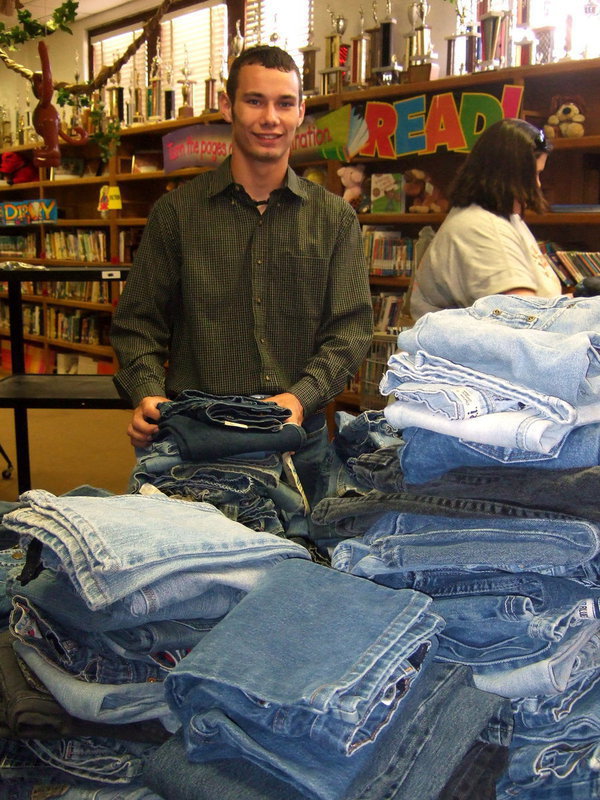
[110,198,180,407]
[287,203,374,414]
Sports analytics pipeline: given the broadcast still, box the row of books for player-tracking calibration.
[372,292,412,334]
[362,226,416,277]
[0,233,36,258]
[43,230,107,263]
[541,242,600,286]
[48,308,112,347]
[118,229,144,264]
[1,281,119,304]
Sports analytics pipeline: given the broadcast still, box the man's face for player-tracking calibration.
[220,63,305,165]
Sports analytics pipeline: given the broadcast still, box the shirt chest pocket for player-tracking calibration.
[265,256,329,321]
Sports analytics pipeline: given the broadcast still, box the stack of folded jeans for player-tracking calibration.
[131,390,310,538]
[0,488,309,790]
[159,557,511,800]
[307,295,600,797]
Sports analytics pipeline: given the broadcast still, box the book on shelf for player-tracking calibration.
[370,173,405,214]
[371,292,410,333]
[538,241,600,287]
[362,226,415,277]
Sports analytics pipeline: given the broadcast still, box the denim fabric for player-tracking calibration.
[10,596,168,683]
[0,631,169,743]
[437,740,510,800]
[0,544,26,628]
[498,669,600,799]
[158,390,292,430]
[142,729,309,800]
[0,783,163,799]
[7,569,243,633]
[22,735,159,784]
[13,639,179,731]
[355,511,600,577]
[347,446,405,493]
[381,348,588,454]
[165,559,444,799]
[407,465,600,522]
[398,294,600,404]
[399,423,600,484]
[289,421,330,508]
[4,490,309,611]
[149,664,512,800]
[333,410,401,461]
[156,415,306,461]
[385,398,591,455]
[100,619,216,665]
[313,488,575,543]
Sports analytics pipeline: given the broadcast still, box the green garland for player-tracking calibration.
[0,1,78,48]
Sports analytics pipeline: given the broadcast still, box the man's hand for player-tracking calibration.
[263,392,304,426]
[128,395,169,448]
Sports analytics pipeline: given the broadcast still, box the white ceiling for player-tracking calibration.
[17,0,127,21]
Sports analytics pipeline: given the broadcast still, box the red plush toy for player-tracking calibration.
[0,152,39,185]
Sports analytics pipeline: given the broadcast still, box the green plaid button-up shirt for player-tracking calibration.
[111,157,373,415]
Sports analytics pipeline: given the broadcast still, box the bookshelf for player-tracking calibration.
[2,56,600,403]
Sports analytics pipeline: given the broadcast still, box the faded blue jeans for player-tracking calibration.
[4,490,309,611]
[165,558,444,799]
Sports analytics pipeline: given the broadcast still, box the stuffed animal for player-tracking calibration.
[337,163,366,207]
[0,151,38,185]
[403,168,448,214]
[544,95,586,139]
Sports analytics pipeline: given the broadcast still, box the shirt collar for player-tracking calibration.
[208,156,308,203]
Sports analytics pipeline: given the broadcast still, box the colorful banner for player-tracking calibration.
[0,198,57,225]
[161,84,524,171]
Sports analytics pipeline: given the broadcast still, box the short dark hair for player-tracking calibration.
[226,45,303,104]
[449,118,552,218]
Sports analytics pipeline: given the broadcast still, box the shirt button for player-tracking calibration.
[256,297,262,304]
[257,259,262,265]
[265,375,271,381]
[260,338,265,344]
[258,220,263,226]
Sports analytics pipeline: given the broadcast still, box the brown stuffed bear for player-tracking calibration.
[403,168,448,214]
[544,95,586,139]
[0,151,39,185]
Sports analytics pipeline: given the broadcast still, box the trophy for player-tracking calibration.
[366,2,382,82]
[229,19,244,67]
[445,1,480,75]
[478,0,510,70]
[300,1,320,96]
[106,66,126,124]
[163,62,175,120]
[131,64,146,125]
[349,8,371,88]
[320,7,349,94]
[178,48,197,119]
[407,0,439,81]
[204,72,218,114]
[371,0,403,84]
[1,105,13,147]
[148,48,163,121]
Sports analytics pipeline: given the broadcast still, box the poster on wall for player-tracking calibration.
[161,84,524,172]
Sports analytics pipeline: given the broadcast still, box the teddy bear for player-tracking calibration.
[544,95,586,139]
[0,151,39,185]
[337,163,367,207]
[403,168,448,214]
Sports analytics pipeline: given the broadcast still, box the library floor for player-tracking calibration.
[0,408,135,502]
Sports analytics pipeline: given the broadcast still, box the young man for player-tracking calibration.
[110,45,373,501]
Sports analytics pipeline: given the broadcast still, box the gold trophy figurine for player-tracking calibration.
[178,48,197,119]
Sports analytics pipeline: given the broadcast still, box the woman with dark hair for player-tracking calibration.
[410,118,562,320]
